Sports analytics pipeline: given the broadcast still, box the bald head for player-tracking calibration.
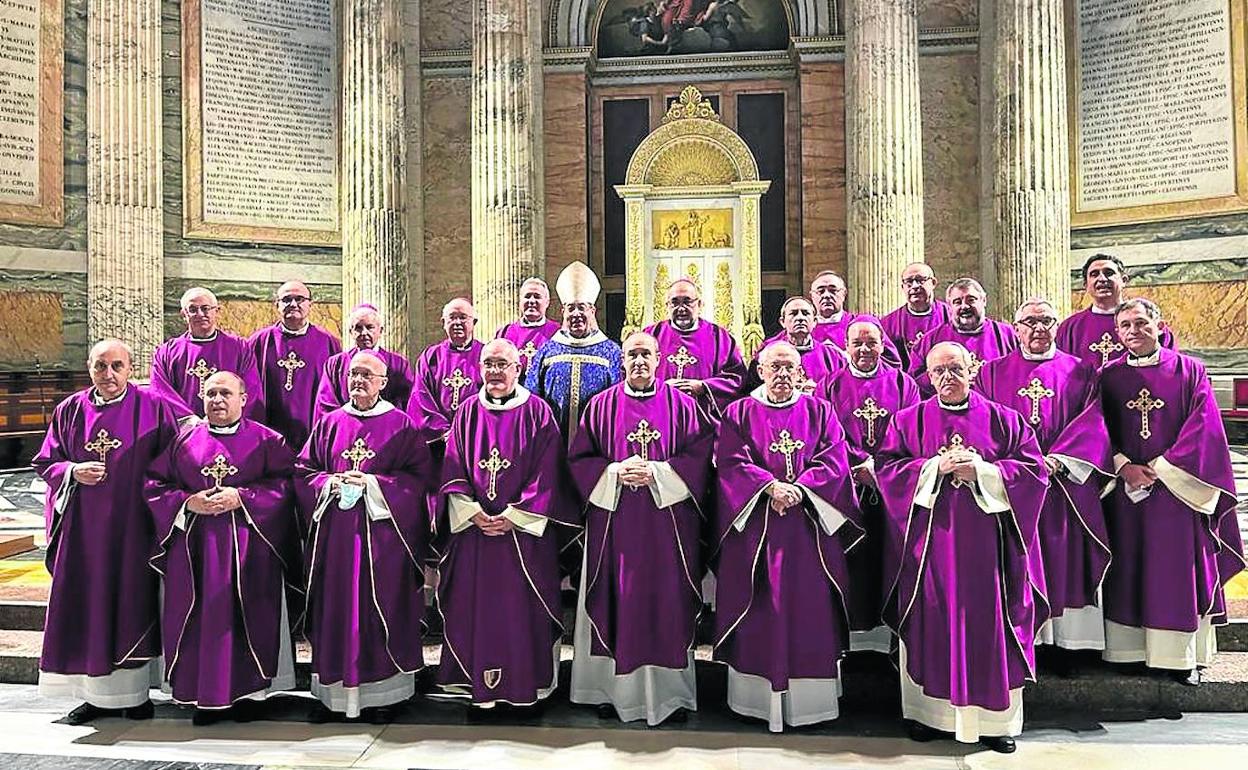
[623,331,659,390]
[666,278,701,330]
[202,370,248,427]
[481,339,521,398]
[347,350,388,408]
[759,342,802,402]
[901,262,938,311]
[442,297,477,346]
[275,280,313,331]
[88,338,134,400]
[926,342,972,404]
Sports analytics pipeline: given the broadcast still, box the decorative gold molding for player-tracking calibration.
[652,261,670,321]
[714,260,733,329]
[0,0,63,227]
[663,85,722,123]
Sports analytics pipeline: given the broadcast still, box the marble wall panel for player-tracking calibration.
[421,77,473,345]
[0,270,85,370]
[544,72,589,283]
[920,52,981,285]
[799,60,847,285]
[421,0,471,50]
[1067,280,1248,352]
[162,279,343,341]
[918,0,977,29]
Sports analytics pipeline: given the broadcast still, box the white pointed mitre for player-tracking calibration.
[555,260,601,305]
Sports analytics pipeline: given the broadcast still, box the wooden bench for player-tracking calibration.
[0,372,91,438]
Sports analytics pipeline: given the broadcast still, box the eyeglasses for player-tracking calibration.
[348,369,383,381]
[668,297,699,308]
[928,365,967,378]
[901,277,934,287]
[1017,316,1058,330]
[278,296,311,305]
[766,363,799,374]
[481,361,516,372]
[185,304,218,315]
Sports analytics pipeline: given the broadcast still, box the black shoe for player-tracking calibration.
[980,736,1016,754]
[1046,649,1077,678]
[1171,668,1201,686]
[65,703,113,725]
[660,708,688,726]
[123,700,154,720]
[232,700,259,723]
[906,720,945,743]
[596,703,616,720]
[366,705,397,725]
[192,707,229,726]
[308,703,338,724]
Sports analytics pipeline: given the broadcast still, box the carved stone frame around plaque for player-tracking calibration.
[181,0,341,245]
[0,0,63,227]
[1066,0,1248,228]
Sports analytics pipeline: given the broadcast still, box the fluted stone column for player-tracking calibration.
[991,0,1071,317]
[845,0,925,315]
[341,0,412,356]
[470,0,545,337]
[86,0,164,374]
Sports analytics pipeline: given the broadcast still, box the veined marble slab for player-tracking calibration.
[1070,233,1248,269]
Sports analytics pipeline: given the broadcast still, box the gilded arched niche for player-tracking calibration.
[624,88,761,189]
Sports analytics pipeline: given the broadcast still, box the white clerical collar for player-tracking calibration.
[1089,304,1118,315]
[90,386,129,406]
[520,317,549,328]
[188,331,219,343]
[478,385,532,411]
[624,382,658,398]
[849,363,879,378]
[937,397,971,412]
[552,329,608,348]
[955,323,985,335]
[785,335,813,352]
[280,322,310,336]
[817,311,844,325]
[1126,349,1161,367]
[671,319,700,333]
[343,398,395,417]
[750,385,801,408]
[207,420,241,434]
[906,304,934,317]
[1021,345,1056,361]
[447,339,475,353]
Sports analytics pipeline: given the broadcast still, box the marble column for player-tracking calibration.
[991,0,1071,317]
[86,0,164,374]
[844,0,925,315]
[341,0,412,355]
[470,0,545,338]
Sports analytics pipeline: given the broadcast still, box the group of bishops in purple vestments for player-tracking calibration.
[29,270,1247,752]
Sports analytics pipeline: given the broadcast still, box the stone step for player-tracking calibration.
[3,628,1248,716]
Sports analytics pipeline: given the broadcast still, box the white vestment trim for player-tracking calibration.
[589,459,692,512]
[726,666,842,733]
[477,385,532,411]
[433,645,560,707]
[1152,456,1222,515]
[312,670,415,717]
[447,493,547,537]
[39,660,161,709]
[1103,617,1217,670]
[899,641,1022,741]
[310,473,392,523]
[1050,452,1094,485]
[569,550,697,725]
[1036,604,1105,650]
[794,483,847,535]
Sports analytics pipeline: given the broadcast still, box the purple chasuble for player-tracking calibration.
[712,393,862,689]
[1056,307,1177,370]
[314,347,417,423]
[818,364,919,632]
[748,335,848,395]
[1099,349,1246,630]
[407,339,485,440]
[436,388,577,704]
[150,332,265,422]
[248,323,342,451]
[568,382,713,674]
[297,405,431,688]
[643,319,747,418]
[908,320,1018,396]
[145,420,299,707]
[880,301,953,373]
[976,350,1114,622]
[496,318,561,378]
[876,393,1049,710]
[813,312,903,368]
[33,386,177,677]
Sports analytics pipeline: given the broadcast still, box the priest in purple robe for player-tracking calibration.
[908,278,1018,396]
[150,287,264,423]
[145,371,300,724]
[714,342,861,732]
[880,262,952,372]
[568,332,714,726]
[408,297,485,441]
[314,304,417,421]
[809,270,901,367]
[33,339,178,725]
[976,299,1114,666]
[643,277,746,419]
[435,339,577,711]
[876,341,1048,753]
[817,320,919,653]
[1098,298,1245,685]
[748,297,847,395]
[297,350,431,723]
[1056,253,1177,369]
[248,280,342,451]
[494,277,562,378]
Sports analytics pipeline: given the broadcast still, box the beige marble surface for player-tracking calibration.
[920,52,981,283]
[421,76,473,344]
[421,0,471,51]
[919,0,977,29]
[798,61,848,284]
